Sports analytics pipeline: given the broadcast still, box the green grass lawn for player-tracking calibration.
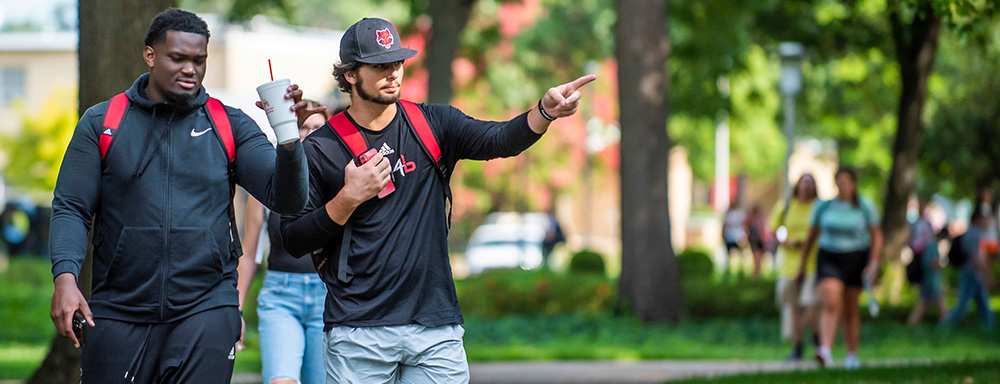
[462,315,1000,362]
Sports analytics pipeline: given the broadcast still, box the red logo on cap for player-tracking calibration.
[376,28,393,50]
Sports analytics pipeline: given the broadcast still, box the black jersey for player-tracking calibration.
[282,102,540,329]
[264,211,315,273]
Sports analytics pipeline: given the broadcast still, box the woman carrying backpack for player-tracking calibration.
[798,167,882,369]
[906,200,947,325]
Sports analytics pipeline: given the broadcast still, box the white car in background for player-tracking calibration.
[464,212,549,275]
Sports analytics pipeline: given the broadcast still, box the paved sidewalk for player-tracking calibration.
[231,358,935,384]
[233,359,819,384]
[468,360,817,384]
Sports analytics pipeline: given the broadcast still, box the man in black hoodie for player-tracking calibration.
[48,9,310,383]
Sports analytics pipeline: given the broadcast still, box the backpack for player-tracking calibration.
[906,221,929,284]
[905,252,924,284]
[100,93,235,162]
[100,92,240,255]
[317,100,450,284]
[947,233,968,268]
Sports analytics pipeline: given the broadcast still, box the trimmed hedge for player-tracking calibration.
[677,248,714,280]
[456,269,617,318]
[568,250,607,275]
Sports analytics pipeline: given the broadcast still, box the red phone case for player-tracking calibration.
[359,149,394,198]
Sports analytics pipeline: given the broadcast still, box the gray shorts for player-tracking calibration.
[324,324,469,384]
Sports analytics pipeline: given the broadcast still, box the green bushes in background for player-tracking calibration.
[682,278,777,319]
[568,250,606,275]
[456,269,617,318]
[0,258,56,344]
[677,248,714,280]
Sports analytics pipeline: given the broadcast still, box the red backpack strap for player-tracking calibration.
[399,100,441,166]
[398,100,452,231]
[324,111,372,284]
[206,97,235,163]
[327,112,369,157]
[100,93,130,159]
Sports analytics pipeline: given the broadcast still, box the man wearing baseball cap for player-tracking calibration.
[280,17,595,383]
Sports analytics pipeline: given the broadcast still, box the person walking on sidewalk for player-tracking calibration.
[906,200,947,325]
[48,8,310,383]
[798,167,882,370]
[280,17,596,383]
[771,173,820,360]
[945,210,995,327]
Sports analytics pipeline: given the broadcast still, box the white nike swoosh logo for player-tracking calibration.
[191,127,213,137]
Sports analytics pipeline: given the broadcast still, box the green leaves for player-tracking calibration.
[0,89,78,196]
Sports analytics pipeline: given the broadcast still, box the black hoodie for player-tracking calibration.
[50,74,308,323]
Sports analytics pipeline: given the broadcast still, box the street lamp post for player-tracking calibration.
[779,42,803,198]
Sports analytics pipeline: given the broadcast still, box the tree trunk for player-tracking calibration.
[77,0,175,112]
[29,2,173,383]
[425,0,475,104]
[615,0,683,322]
[882,6,941,266]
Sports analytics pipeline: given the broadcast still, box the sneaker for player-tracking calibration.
[845,354,860,370]
[815,348,833,368]
[785,352,803,361]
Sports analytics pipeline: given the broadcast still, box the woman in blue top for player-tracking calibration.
[798,167,882,369]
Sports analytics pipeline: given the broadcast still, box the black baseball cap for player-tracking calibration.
[340,18,418,64]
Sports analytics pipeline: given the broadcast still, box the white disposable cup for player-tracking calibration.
[256,78,298,145]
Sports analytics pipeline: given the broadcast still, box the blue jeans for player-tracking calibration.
[947,265,994,327]
[257,270,328,384]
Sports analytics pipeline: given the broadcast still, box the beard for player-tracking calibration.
[355,76,399,105]
[164,88,196,106]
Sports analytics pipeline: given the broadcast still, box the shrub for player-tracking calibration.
[682,278,777,319]
[456,269,616,318]
[569,250,606,275]
[677,248,714,280]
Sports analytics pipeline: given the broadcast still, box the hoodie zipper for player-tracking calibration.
[160,112,173,322]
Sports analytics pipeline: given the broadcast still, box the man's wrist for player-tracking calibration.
[537,99,556,121]
[54,272,77,284]
[326,192,361,225]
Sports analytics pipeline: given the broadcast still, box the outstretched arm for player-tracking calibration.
[527,74,598,134]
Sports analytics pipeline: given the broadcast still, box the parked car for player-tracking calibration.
[464,214,547,275]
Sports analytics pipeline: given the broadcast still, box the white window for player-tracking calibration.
[0,67,27,107]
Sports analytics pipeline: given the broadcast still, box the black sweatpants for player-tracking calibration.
[81,306,241,384]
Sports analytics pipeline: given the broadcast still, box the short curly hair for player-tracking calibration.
[332,61,363,93]
[144,8,210,47]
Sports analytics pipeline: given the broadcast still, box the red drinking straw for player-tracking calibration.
[268,59,274,81]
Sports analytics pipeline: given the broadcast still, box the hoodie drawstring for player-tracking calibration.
[133,105,174,177]
[123,324,153,382]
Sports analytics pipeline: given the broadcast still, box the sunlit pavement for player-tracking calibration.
[230,358,937,384]
[469,360,818,384]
